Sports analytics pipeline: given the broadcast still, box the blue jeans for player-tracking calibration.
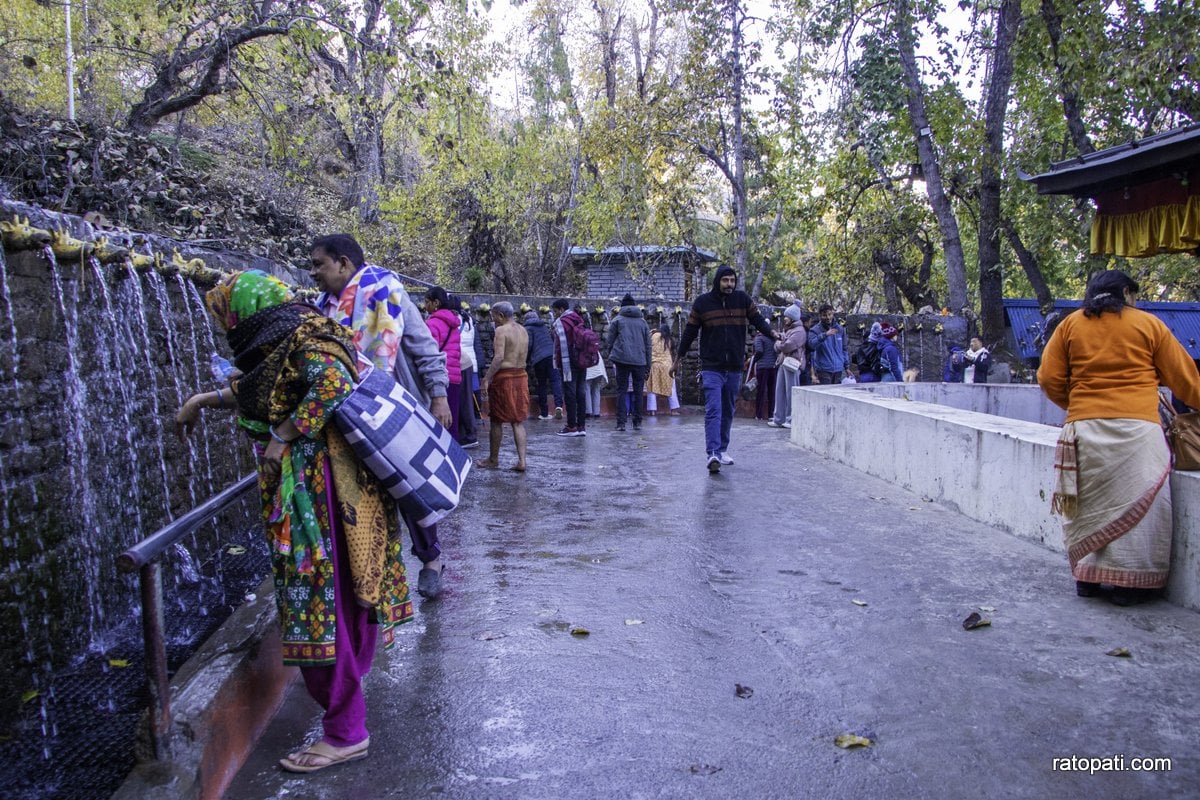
[701,369,740,456]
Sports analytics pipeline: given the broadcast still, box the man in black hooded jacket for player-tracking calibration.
[673,266,777,473]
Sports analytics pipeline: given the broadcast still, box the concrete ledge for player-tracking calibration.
[114,577,297,800]
[846,381,1067,425]
[791,383,1200,612]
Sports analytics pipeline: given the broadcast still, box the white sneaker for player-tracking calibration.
[538,414,552,420]
[782,422,792,429]
[766,420,782,428]
[717,452,734,465]
[706,455,721,473]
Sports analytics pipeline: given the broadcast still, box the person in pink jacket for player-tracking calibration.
[424,286,463,441]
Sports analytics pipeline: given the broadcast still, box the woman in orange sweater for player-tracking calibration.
[1038,270,1200,605]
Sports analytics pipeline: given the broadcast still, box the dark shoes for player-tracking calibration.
[615,422,626,431]
[417,566,443,599]
[632,420,641,431]
[1076,581,1160,606]
[1109,587,1158,606]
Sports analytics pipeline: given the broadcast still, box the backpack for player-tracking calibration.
[571,326,601,370]
[561,313,600,370]
[852,341,884,375]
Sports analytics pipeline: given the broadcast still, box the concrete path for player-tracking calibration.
[224,415,1200,799]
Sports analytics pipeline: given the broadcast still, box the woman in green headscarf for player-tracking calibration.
[176,270,412,773]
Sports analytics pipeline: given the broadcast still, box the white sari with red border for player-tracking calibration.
[1062,418,1172,588]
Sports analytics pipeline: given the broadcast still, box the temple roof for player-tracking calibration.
[1019,123,1200,198]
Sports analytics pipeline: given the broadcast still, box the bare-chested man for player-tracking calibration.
[478,302,531,471]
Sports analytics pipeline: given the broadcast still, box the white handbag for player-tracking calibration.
[334,364,471,527]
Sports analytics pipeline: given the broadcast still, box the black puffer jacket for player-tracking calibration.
[677,266,774,371]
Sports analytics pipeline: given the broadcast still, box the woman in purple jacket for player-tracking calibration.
[424,286,463,440]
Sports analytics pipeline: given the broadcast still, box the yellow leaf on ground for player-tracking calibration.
[834,734,873,749]
[1106,647,1132,658]
[109,659,130,668]
[20,690,38,704]
[570,627,590,637]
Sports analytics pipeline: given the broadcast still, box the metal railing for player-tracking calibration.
[117,473,258,759]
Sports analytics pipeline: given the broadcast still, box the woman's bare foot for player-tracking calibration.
[475,458,499,468]
[511,463,527,472]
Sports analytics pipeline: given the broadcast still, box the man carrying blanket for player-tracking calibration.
[310,233,452,600]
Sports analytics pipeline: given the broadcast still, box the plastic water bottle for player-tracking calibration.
[210,353,234,384]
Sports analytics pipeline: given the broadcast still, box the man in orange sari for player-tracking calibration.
[478,301,531,471]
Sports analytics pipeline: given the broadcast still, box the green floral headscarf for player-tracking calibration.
[205,269,293,331]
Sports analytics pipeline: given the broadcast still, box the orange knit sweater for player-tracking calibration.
[1038,307,1200,423]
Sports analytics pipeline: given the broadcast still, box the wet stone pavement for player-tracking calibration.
[225,414,1200,799]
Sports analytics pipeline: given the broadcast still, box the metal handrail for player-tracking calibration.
[118,473,257,573]
[116,472,259,759]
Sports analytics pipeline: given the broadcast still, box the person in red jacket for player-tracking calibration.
[424,286,463,441]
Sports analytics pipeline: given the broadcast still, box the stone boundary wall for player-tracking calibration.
[789,383,1200,612]
[0,222,262,720]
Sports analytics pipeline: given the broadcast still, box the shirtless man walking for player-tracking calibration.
[478,302,531,471]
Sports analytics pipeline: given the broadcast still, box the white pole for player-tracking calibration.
[64,0,76,121]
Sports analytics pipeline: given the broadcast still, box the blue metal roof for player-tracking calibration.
[1004,298,1200,361]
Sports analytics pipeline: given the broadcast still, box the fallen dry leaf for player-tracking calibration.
[20,690,37,704]
[735,683,754,699]
[834,734,873,749]
[851,599,868,607]
[226,545,246,555]
[569,627,590,637]
[979,606,996,612]
[108,658,130,668]
[689,764,722,775]
[624,619,644,625]
[474,631,505,641]
[1106,647,1132,658]
[961,612,991,630]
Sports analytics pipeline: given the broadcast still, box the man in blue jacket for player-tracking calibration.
[808,304,849,384]
[673,266,778,473]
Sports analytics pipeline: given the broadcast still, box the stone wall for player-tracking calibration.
[0,215,261,722]
[585,261,685,302]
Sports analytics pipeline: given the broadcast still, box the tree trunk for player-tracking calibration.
[873,246,938,310]
[748,201,782,300]
[347,103,383,223]
[895,0,968,314]
[1040,0,1094,155]
[730,0,749,276]
[1002,218,1055,313]
[126,19,291,134]
[978,0,1021,343]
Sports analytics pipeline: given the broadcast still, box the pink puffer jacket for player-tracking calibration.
[426,308,463,384]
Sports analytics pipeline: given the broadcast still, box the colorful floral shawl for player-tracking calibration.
[317,264,408,373]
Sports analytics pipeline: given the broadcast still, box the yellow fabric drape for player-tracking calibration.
[1091,194,1200,257]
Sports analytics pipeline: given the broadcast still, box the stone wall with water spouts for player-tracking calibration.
[0,201,297,722]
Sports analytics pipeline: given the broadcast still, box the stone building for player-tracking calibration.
[569,245,720,302]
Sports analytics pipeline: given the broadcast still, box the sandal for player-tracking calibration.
[279,738,370,773]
